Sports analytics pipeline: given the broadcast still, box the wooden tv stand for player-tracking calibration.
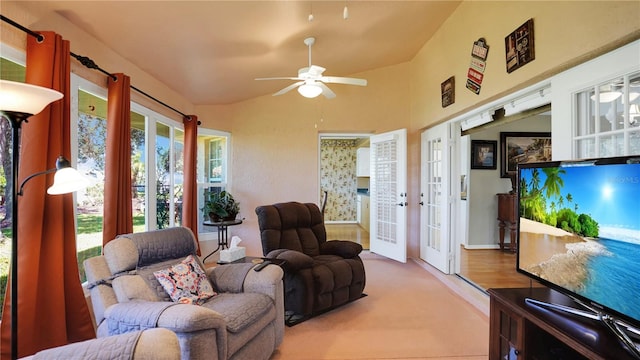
[488,287,638,360]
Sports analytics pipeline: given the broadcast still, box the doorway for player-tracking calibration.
[319,133,371,249]
[456,107,551,291]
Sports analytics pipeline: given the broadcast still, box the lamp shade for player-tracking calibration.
[0,79,63,115]
[298,83,323,98]
[46,156,90,195]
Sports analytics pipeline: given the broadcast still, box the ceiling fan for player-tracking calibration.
[255,37,367,99]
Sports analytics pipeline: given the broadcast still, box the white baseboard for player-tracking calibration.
[463,244,503,250]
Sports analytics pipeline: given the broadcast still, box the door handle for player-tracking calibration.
[397,202,408,206]
[419,201,424,206]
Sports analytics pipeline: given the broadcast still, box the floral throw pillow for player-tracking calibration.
[153,255,216,305]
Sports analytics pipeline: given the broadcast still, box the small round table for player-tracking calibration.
[202,219,243,262]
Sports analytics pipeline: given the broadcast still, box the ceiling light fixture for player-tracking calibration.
[298,83,323,98]
[343,4,349,19]
[590,91,622,103]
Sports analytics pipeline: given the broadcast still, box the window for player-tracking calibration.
[207,138,225,182]
[198,131,230,238]
[574,73,640,158]
[1,42,231,305]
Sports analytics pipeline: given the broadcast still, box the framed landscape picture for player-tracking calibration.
[471,140,497,170]
[500,132,551,178]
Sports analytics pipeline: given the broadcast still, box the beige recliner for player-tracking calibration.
[84,227,284,360]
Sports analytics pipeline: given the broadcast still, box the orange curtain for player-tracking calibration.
[0,31,95,359]
[182,115,201,255]
[102,73,133,245]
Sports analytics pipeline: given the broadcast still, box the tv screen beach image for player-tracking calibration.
[517,162,640,322]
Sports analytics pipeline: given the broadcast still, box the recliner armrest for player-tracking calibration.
[24,328,180,360]
[320,240,363,258]
[207,263,254,293]
[267,249,313,272]
[105,301,225,334]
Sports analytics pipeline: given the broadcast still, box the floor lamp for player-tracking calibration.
[0,79,89,360]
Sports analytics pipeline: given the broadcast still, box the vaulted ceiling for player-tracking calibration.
[26,1,461,105]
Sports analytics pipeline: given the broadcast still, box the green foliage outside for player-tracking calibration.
[0,215,145,318]
[519,168,599,238]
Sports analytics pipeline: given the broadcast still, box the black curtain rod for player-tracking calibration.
[1,14,196,122]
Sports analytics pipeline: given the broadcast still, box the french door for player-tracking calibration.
[369,129,407,263]
[420,123,452,273]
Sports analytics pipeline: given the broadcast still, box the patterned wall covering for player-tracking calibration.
[320,139,357,221]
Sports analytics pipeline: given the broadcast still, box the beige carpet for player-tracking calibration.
[270,252,489,360]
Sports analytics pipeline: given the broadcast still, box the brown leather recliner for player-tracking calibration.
[255,202,366,321]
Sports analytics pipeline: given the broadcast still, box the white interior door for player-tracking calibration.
[420,123,452,273]
[369,129,407,263]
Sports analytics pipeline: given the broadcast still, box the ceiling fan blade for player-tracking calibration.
[321,76,367,86]
[273,81,305,96]
[255,77,303,81]
[318,82,336,99]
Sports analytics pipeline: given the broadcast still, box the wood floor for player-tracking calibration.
[325,223,370,249]
[326,223,537,291]
[458,246,542,291]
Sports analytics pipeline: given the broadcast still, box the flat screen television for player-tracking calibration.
[516,155,640,357]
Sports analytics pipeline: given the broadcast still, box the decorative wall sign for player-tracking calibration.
[466,38,489,95]
[441,76,455,107]
[505,19,535,73]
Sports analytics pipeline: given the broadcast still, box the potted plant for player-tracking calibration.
[203,190,240,222]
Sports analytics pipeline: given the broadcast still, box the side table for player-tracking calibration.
[496,193,517,252]
[202,219,243,262]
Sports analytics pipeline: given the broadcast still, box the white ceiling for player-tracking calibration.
[28,1,461,105]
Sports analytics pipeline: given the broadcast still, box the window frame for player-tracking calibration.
[551,40,640,160]
[572,73,640,158]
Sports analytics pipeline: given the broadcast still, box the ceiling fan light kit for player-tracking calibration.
[256,36,367,99]
[298,83,323,98]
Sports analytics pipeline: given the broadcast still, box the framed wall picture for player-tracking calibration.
[500,132,551,178]
[505,19,535,73]
[471,140,497,170]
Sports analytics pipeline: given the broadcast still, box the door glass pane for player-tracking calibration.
[173,129,184,227]
[628,74,640,129]
[576,138,596,158]
[427,138,442,250]
[372,139,397,244]
[156,123,171,229]
[631,130,640,154]
[77,90,107,254]
[599,133,624,157]
[131,111,146,231]
[600,78,624,133]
